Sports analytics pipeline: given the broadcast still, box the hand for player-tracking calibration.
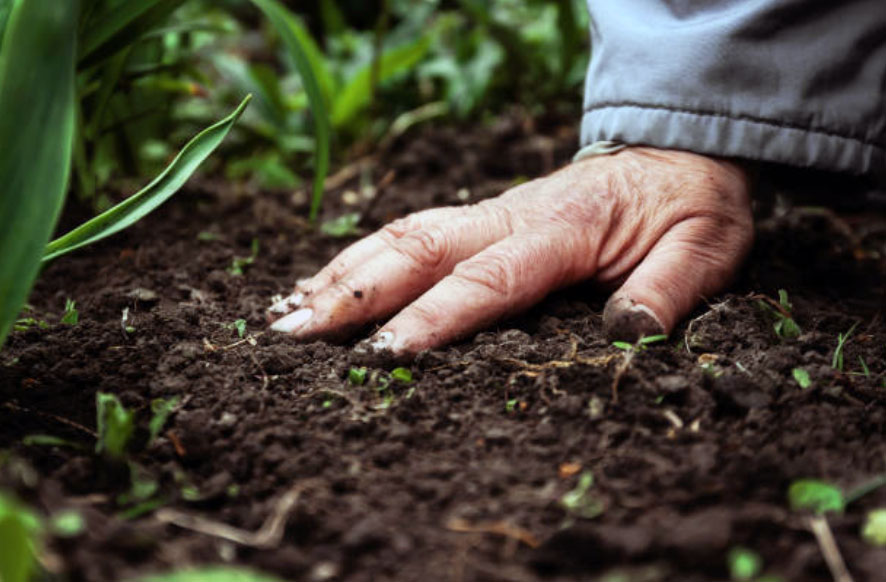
[267,147,753,354]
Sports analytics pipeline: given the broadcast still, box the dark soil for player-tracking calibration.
[2,113,886,582]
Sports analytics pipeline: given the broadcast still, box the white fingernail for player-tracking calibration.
[268,292,304,315]
[270,308,313,333]
[631,303,664,329]
[369,331,394,351]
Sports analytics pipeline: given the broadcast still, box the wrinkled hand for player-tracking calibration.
[267,147,753,354]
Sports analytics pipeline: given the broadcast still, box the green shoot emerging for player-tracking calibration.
[792,368,812,389]
[0,491,42,582]
[862,509,886,547]
[727,546,763,581]
[612,334,668,352]
[226,319,247,338]
[227,238,260,276]
[348,367,367,386]
[559,471,603,519]
[95,392,135,459]
[321,212,362,238]
[61,298,79,325]
[391,367,413,383]
[148,396,180,445]
[831,322,859,371]
[788,479,845,515]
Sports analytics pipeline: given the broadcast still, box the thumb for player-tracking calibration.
[602,216,753,342]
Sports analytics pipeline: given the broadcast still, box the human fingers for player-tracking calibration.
[268,201,514,338]
[266,204,507,320]
[602,213,753,342]
[364,231,584,354]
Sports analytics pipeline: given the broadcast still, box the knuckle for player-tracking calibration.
[392,227,451,270]
[452,252,516,298]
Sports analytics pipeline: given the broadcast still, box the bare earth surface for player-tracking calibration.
[2,114,886,582]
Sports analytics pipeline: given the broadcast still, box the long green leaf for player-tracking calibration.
[0,0,79,349]
[79,0,185,69]
[331,35,431,129]
[0,0,16,48]
[43,96,251,263]
[250,0,330,222]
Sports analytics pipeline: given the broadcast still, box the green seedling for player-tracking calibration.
[391,367,413,383]
[50,509,84,538]
[757,289,801,339]
[134,565,288,582]
[227,238,260,276]
[148,396,180,445]
[505,398,518,413]
[95,392,135,459]
[832,321,859,371]
[226,319,247,338]
[727,546,763,581]
[60,298,79,325]
[560,471,604,519]
[0,491,41,582]
[857,356,871,378]
[862,509,886,546]
[13,317,49,332]
[320,212,362,237]
[197,231,219,242]
[792,367,812,389]
[611,334,668,352]
[788,479,845,515]
[348,367,368,385]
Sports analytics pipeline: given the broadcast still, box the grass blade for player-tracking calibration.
[0,0,79,348]
[42,96,252,263]
[250,0,330,222]
[78,0,185,69]
[0,0,14,48]
[331,35,431,129]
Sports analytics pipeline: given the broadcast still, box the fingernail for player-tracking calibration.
[267,292,304,316]
[270,307,313,333]
[602,297,665,342]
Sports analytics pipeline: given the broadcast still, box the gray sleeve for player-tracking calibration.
[580,0,886,180]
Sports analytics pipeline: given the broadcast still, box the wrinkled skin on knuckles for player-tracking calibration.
[268,146,754,355]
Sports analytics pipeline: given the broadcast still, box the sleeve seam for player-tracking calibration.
[583,101,886,150]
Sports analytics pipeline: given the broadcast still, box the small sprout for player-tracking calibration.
[348,367,367,386]
[125,326,136,334]
[197,231,219,241]
[61,298,79,325]
[227,238,260,275]
[612,334,667,353]
[321,212,361,237]
[792,368,812,389]
[727,546,763,581]
[50,510,85,538]
[148,396,180,445]
[758,290,801,339]
[121,307,134,335]
[226,484,240,498]
[181,485,201,502]
[858,356,871,378]
[13,317,49,332]
[405,386,417,399]
[0,492,42,582]
[560,471,603,519]
[832,321,859,371]
[861,509,886,546]
[22,434,82,449]
[226,319,247,338]
[95,392,135,459]
[788,479,845,515]
[505,398,518,413]
[391,367,413,383]
[322,399,333,408]
[117,463,158,506]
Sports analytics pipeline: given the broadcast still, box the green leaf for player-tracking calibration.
[788,479,845,515]
[0,0,78,350]
[78,0,186,69]
[50,509,85,537]
[61,298,79,325]
[331,35,431,128]
[560,471,603,519]
[348,367,367,386]
[250,0,330,222]
[638,334,668,345]
[22,434,83,449]
[132,566,287,582]
[391,367,413,383]
[611,341,633,351]
[148,396,180,445]
[0,491,41,582]
[792,367,812,389]
[862,509,886,546]
[43,96,251,263]
[0,0,14,48]
[321,213,362,237]
[95,392,135,459]
[728,546,763,581]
